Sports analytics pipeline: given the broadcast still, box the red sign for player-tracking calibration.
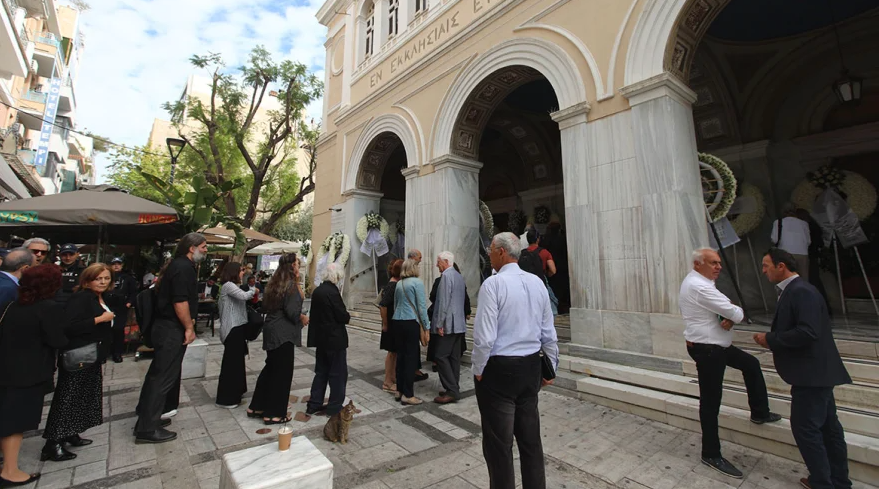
[138,214,178,224]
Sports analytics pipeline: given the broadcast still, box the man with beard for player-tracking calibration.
[133,233,205,444]
[56,243,85,306]
[108,257,139,363]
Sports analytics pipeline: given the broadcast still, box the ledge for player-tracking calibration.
[619,72,697,107]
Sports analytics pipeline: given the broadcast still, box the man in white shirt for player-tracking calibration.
[473,232,558,489]
[680,248,780,479]
[769,204,811,281]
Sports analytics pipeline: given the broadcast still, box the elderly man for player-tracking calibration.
[306,262,351,417]
[0,248,35,306]
[473,232,558,489]
[407,249,422,264]
[23,237,50,264]
[680,248,780,479]
[432,251,467,404]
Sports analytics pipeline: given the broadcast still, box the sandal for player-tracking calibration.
[246,410,263,418]
[0,473,41,487]
[382,383,397,393]
[263,416,292,425]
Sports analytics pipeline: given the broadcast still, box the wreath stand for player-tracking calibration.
[832,236,879,318]
[371,248,379,296]
[731,238,770,313]
[707,213,752,323]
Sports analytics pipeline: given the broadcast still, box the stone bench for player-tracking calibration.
[220,436,333,489]
[181,339,208,380]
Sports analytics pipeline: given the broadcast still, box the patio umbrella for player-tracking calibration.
[200,226,279,243]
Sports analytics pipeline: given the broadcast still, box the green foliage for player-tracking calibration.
[260,203,313,242]
[105,145,187,202]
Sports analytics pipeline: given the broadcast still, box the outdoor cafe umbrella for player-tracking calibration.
[0,185,183,244]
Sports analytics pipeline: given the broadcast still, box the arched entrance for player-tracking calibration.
[447,65,573,323]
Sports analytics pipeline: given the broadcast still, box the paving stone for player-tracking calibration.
[185,436,217,456]
[341,441,409,471]
[34,468,72,489]
[72,460,109,485]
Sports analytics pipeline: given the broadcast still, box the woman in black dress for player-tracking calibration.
[42,263,115,462]
[248,254,308,424]
[380,259,403,393]
[0,264,68,486]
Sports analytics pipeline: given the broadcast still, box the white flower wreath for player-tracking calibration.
[316,232,351,268]
[699,153,737,222]
[729,183,765,236]
[792,169,877,221]
[388,219,404,244]
[508,209,526,232]
[356,212,390,242]
[534,205,551,225]
[479,201,494,236]
[300,242,311,263]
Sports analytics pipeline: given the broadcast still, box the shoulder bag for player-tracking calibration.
[61,342,100,372]
[402,282,430,347]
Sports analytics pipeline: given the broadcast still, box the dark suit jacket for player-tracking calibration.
[768,277,851,387]
[197,281,220,300]
[0,273,18,306]
[65,290,113,352]
[0,299,68,388]
[306,281,350,351]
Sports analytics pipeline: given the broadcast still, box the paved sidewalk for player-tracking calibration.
[15,328,877,489]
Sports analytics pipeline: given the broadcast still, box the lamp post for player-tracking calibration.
[166,137,185,185]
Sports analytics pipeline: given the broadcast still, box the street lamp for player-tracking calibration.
[166,137,186,185]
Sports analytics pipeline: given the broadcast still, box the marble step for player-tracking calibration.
[575,376,879,484]
[731,329,879,361]
[733,345,879,386]
[570,357,879,438]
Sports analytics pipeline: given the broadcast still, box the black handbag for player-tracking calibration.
[244,307,265,341]
[61,342,100,372]
[540,350,556,381]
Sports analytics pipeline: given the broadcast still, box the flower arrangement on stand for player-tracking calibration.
[316,232,351,267]
[356,211,390,242]
[729,183,765,236]
[300,242,311,264]
[388,218,404,244]
[534,205,551,225]
[479,201,494,236]
[508,209,526,234]
[791,166,877,221]
[699,153,738,222]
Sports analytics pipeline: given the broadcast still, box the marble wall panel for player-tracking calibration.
[599,258,650,312]
[436,167,480,229]
[433,224,482,301]
[570,308,603,348]
[341,194,381,298]
[632,97,702,195]
[601,311,653,354]
[592,158,641,212]
[564,203,602,310]
[608,110,636,162]
[585,116,614,168]
[560,122,590,209]
[597,207,644,261]
[650,313,689,360]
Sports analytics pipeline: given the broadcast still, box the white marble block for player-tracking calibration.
[220,437,333,489]
[181,339,208,380]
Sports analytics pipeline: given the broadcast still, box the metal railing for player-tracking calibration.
[35,34,59,48]
[22,90,46,103]
[16,148,35,166]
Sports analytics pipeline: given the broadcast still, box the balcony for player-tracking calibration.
[0,0,27,77]
[31,32,58,77]
[16,148,34,165]
[18,88,45,112]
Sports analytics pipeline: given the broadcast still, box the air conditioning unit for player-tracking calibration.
[30,59,38,74]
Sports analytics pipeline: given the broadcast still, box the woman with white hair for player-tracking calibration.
[305,263,351,417]
[393,258,431,405]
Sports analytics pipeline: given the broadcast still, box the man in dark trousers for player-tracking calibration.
[57,243,85,306]
[134,233,205,444]
[757,248,852,489]
[109,257,139,363]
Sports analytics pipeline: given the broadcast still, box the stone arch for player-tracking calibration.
[432,37,587,160]
[625,0,731,87]
[345,113,419,193]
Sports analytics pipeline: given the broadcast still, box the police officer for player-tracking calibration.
[57,243,85,306]
[109,257,138,363]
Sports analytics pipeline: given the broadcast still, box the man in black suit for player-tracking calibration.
[0,248,36,306]
[757,248,852,489]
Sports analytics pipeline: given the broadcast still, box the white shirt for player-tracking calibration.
[100,301,114,328]
[776,274,799,299]
[471,263,559,376]
[770,217,811,255]
[679,270,744,347]
[203,284,214,297]
[143,272,155,286]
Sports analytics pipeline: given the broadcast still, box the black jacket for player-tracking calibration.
[0,299,68,387]
[56,261,86,306]
[110,271,138,313]
[767,277,851,387]
[306,281,350,351]
[65,290,113,351]
[0,273,18,307]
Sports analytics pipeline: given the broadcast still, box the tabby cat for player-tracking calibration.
[323,400,356,444]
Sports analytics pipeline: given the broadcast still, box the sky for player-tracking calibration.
[73,0,327,183]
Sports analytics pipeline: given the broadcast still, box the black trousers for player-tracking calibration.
[475,352,545,489]
[308,348,347,416]
[135,320,187,433]
[435,333,464,398]
[163,375,181,413]
[111,308,128,357]
[250,342,295,418]
[687,343,770,459]
[216,325,248,406]
[394,320,421,398]
[790,386,851,489]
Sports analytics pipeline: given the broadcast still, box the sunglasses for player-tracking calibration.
[30,249,48,255]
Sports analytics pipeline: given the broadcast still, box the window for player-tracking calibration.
[415,0,428,14]
[388,0,399,37]
[365,4,375,57]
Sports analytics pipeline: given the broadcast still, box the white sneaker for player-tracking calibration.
[215,403,239,409]
[161,409,178,420]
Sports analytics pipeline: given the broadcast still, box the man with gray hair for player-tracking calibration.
[473,232,558,489]
[407,249,422,264]
[23,237,50,264]
[680,247,779,479]
[432,251,467,404]
[0,248,35,305]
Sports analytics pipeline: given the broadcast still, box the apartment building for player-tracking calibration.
[0,0,94,199]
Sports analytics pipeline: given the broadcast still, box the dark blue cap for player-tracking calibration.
[59,243,78,254]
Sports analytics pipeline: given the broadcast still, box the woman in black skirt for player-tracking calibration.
[215,263,255,408]
[43,263,115,462]
[0,264,68,486]
[379,259,403,393]
[248,254,307,424]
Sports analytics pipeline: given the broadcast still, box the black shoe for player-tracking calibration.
[750,412,782,424]
[135,428,177,444]
[132,418,171,435]
[431,364,438,372]
[40,442,77,462]
[0,473,41,487]
[414,372,429,382]
[701,457,743,479]
[62,434,93,447]
[305,404,328,416]
[112,355,123,363]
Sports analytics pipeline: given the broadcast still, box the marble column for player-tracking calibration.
[430,155,483,299]
[403,166,437,289]
[340,189,383,302]
[621,73,708,316]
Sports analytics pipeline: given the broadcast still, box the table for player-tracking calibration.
[198,298,217,336]
[220,437,333,489]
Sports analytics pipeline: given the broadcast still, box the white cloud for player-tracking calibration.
[74,0,327,182]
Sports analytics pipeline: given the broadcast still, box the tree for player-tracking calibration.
[163,47,323,257]
[261,202,313,242]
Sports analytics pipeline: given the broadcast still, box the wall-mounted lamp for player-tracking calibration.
[329,207,342,212]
